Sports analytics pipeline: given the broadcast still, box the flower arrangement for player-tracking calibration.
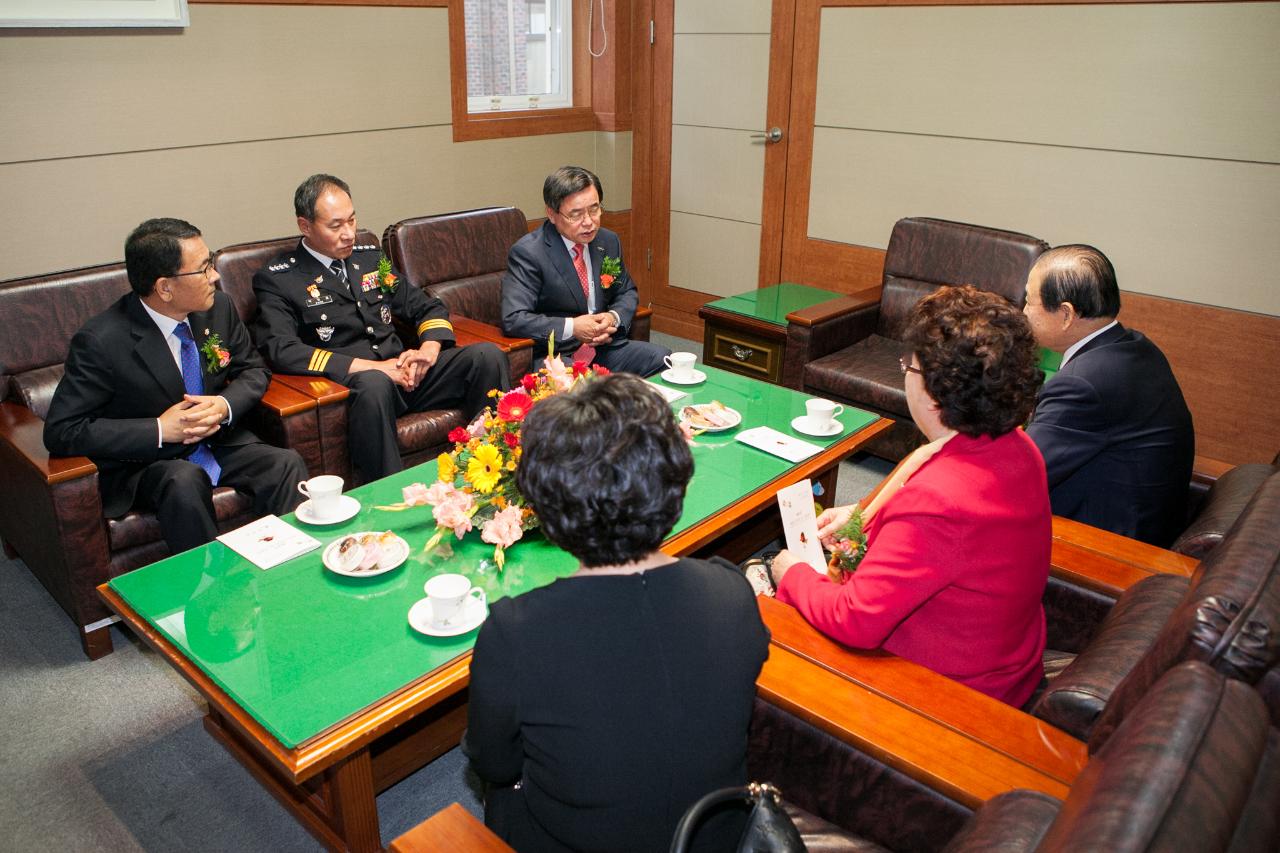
[199,332,231,372]
[599,255,622,289]
[376,255,398,294]
[380,338,610,570]
[825,506,868,583]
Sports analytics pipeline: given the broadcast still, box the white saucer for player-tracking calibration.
[322,532,409,577]
[296,495,360,525]
[408,594,488,637]
[680,403,743,433]
[792,415,842,437]
[661,368,707,386]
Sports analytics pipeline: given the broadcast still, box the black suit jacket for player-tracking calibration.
[500,222,639,355]
[1027,323,1194,547]
[44,291,269,517]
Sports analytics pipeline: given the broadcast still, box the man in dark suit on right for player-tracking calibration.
[1024,245,1194,547]
[501,165,669,375]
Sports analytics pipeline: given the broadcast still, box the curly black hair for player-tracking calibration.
[515,373,693,567]
[902,285,1043,437]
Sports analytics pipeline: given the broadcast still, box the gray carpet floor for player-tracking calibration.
[0,332,892,851]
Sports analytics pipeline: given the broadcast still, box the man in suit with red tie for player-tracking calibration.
[44,218,307,554]
[501,166,669,375]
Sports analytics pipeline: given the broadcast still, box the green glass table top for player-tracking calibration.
[109,367,877,749]
[704,283,843,327]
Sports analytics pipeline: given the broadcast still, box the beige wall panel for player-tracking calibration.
[671,125,765,224]
[0,5,451,163]
[593,131,634,209]
[816,4,1280,163]
[0,128,597,279]
[669,212,760,298]
[807,128,1280,316]
[672,34,770,130]
[676,0,771,34]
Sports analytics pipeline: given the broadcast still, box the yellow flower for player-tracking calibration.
[436,452,457,483]
[466,444,503,493]
[505,459,518,472]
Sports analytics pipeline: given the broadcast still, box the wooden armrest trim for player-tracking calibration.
[1051,516,1197,581]
[1192,454,1233,486]
[0,401,97,485]
[390,803,514,853]
[758,597,1086,786]
[634,305,653,319]
[757,645,1073,807]
[785,286,884,327]
[273,374,351,406]
[260,379,317,417]
[451,316,534,353]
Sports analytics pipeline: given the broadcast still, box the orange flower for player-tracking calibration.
[600,273,614,289]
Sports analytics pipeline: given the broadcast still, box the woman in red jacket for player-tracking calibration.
[771,285,1050,706]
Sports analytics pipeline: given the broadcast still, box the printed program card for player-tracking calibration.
[217,515,321,570]
[645,380,689,404]
[735,426,822,463]
[776,479,826,573]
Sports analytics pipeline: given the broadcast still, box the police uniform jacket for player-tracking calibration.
[251,240,456,381]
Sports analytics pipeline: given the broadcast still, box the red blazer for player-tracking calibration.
[778,430,1050,706]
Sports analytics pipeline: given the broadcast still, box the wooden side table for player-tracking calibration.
[698,284,844,384]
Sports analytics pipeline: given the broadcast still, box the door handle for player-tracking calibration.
[750,127,784,144]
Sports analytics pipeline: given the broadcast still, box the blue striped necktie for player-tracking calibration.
[172,322,222,485]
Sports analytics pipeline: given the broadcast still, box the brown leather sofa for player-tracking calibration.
[0,264,318,658]
[214,230,466,481]
[782,217,1048,459]
[759,662,1277,852]
[1173,458,1279,558]
[1034,468,1280,738]
[383,206,654,382]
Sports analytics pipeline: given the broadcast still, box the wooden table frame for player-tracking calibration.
[99,417,891,852]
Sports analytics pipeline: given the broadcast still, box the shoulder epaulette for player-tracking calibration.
[267,260,292,273]
[353,243,380,252]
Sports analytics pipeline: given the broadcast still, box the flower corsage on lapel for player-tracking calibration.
[200,331,231,372]
[376,255,398,294]
[599,255,622,289]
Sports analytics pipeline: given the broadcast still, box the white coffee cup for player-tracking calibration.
[664,351,698,381]
[424,573,486,627]
[297,475,344,519]
[805,398,844,428]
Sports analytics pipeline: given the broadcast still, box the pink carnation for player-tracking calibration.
[401,482,431,506]
[466,413,488,438]
[543,355,574,391]
[481,505,524,549]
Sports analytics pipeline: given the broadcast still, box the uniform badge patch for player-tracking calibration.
[317,326,335,342]
[379,304,392,325]
[361,272,379,292]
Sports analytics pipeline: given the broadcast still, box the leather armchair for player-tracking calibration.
[763,662,1276,852]
[1034,469,1280,738]
[0,264,316,658]
[214,231,466,482]
[1173,461,1278,558]
[783,217,1048,459]
[383,207,654,382]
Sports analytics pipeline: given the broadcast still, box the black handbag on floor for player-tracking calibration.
[670,782,806,852]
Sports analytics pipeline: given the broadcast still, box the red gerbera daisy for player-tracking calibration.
[497,391,534,423]
[448,427,470,443]
[503,432,520,448]
[520,373,537,391]
[571,361,590,377]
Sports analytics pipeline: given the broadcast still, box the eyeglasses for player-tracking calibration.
[171,255,217,280]
[899,356,923,376]
[557,203,602,224]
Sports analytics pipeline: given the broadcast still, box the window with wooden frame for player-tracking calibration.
[449,0,595,141]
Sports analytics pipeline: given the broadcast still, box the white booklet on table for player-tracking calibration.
[775,479,827,574]
[645,380,690,404]
[735,426,822,463]
[216,515,321,570]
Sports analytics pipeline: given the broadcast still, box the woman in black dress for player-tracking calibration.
[464,373,770,852]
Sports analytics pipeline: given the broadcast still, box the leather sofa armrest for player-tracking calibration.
[0,401,113,647]
[781,288,882,390]
[1050,515,1198,598]
[451,315,534,354]
[757,596,1087,806]
[941,789,1060,852]
[1030,573,1188,741]
[631,305,653,342]
[272,373,351,406]
[243,379,324,477]
[269,374,351,478]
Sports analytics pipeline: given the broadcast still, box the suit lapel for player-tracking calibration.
[543,222,589,312]
[127,295,186,401]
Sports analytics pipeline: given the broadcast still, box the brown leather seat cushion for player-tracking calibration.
[108,486,254,552]
[805,335,907,418]
[11,364,65,421]
[427,275,505,327]
[396,408,465,460]
[1172,465,1277,559]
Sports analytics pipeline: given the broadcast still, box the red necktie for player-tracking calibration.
[572,244,595,365]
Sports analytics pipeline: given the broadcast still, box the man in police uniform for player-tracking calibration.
[252,174,508,483]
